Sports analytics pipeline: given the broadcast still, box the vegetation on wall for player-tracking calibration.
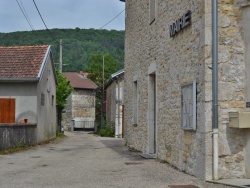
[0,28,124,72]
[56,70,73,131]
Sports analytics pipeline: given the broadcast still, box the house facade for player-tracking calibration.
[105,69,124,138]
[62,72,97,131]
[123,0,250,180]
[0,45,57,148]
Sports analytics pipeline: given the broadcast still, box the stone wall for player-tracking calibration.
[72,89,96,118]
[63,89,96,130]
[213,0,249,179]
[0,124,37,150]
[124,0,250,180]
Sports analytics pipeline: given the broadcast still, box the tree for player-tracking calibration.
[86,54,118,132]
[86,53,118,86]
[56,70,73,131]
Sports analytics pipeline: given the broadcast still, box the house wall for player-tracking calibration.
[63,89,96,130]
[37,54,57,143]
[124,0,249,180]
[106,79,124,137]
[0,82,37,124]
[63,93,72,131]
[72,89,96,119]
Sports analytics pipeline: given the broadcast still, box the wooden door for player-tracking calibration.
[0,98,15,123]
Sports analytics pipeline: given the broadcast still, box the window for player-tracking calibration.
[41,93,45,106]
[181,81,196,130]
[149,0,156,24]
[133,81,138,125]
[52,95,54,106]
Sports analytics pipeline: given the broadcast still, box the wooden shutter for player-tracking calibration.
[0,98,15,123]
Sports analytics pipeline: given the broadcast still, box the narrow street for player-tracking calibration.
[0,131,232,188]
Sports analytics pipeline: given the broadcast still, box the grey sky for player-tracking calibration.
[0,0,125,33]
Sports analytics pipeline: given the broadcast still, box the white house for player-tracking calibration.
[0,45,57,149]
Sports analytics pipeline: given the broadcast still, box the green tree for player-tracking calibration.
[86,54,118,133]
[56,70,73,131]
[86,54,118,86]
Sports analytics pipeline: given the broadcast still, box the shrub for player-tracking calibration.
[100,121,115,137]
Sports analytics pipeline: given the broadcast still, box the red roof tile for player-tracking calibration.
[0,45,49,79]
[63,72,98,90]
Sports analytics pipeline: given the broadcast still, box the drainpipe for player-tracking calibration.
[212,0,219,180]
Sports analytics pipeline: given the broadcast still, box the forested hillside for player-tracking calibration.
[0,28,124,72]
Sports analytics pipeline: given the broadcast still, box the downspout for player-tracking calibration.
[212,0,219,180]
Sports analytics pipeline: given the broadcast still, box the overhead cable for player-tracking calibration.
[16,0,35,32]
[19,0,35,30]
[100,9,125,29]
[32,0,56,41]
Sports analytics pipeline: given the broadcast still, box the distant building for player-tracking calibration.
[104,69,124,138]
[123,0,250,180]
[62,72,97,131]
[0,45,57,149]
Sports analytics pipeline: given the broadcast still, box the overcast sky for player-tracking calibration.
[0,0,125,33]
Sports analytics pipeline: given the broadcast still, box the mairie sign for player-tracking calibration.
[169,10,191,37]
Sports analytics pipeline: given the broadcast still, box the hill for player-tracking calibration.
[0,28,124,72]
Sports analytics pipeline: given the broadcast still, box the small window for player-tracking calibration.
[133,81,138,125]
[41,93,45,106]
[181,80,196,130]
[149,0,156,24]
[52,95,54,106]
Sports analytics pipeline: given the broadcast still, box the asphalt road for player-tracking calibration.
[0,131,232,188]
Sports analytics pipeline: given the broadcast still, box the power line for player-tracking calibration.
[19,0,35,30]
[15,0,35,32]
[32,0,56,41]
[100,9,125,29]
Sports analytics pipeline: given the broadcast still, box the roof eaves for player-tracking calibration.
[38,46,50,80]
[111,69,124,79]
[105,69,124,89]
[73,87,97,90]
[0,78,39,82]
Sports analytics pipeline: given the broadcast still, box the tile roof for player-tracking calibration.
[63,72,98,90]
[0,45,49,79]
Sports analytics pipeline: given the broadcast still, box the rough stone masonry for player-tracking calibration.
[123,0,250,180]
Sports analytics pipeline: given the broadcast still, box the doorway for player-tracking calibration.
[148,73,156,154]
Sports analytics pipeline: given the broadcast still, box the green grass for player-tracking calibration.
[0,145,30,155]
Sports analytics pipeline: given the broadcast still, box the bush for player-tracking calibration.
[100,122,115,137]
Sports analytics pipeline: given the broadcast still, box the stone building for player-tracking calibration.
[123,0,250,180]
[62,72,97,131]
[104,69,124,138]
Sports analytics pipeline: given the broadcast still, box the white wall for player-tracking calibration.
[0,82,37,124]
[36,54,57,143]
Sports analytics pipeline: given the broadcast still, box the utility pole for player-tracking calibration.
[101,55,105,130]
[59,39,62,73]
